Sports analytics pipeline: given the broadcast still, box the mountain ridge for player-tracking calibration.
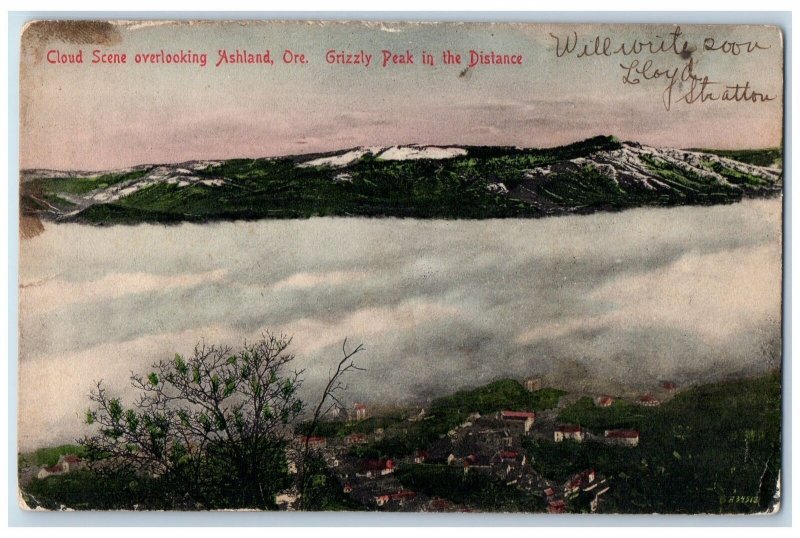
[21,136,782,224]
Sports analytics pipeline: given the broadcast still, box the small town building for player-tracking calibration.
[564,474,583,496]
[361,458,395,477]
[661,381,678,391]
[428,498,454,512]
[581,469,596,485]
[408,408,427,422]
[554,425,584,443]
[390,490,417,504]
[345,432,367,445]
[374,490,417,507]
[523,377,542,392]
[37,463,64,480]
[563,469,598,498]
[301,435,327,449]
[498,450,519,460]
[548,499,567,514]
[462,453,491,472]
[590,483,611,513]
[498,410,536,433]
[604,429,640,446]
[354,403,368,420]
[593,395,614,407]
[490,450,527,469]
[37,454,85,480]
[638,395,661,407]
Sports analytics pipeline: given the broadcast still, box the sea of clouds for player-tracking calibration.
[18,199,782,450]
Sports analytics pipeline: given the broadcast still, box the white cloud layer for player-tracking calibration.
[18,199,782,450]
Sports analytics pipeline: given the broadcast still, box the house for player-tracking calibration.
[414,450,428,464]
[491,450,527,466]
[563,469,599,497]
[590,484,611,513]
[604,429,640,447]
[301,435,327,449]
[428,498,454,512]
[638,394,660,407]
[581,469,596,485]
[498,450,519,460]
[554,425,584,443]
[361,458,395,477]
[498,410,536,433]
[548,499,567,514]
[375,490,417,507]
[564,474,583,496]
[593,395,614,407]
[354,403,368,420]
[661,381,678,392]
[543,487,555,497]
[477,425,515,449]
[408,408,426,422]
[490,450,526,479]
[345,432,367,445]
[462,453,492,472]
[523,377,542,392]
[343,482,353,494]
[390,490,417,504]
[37,463,66,480]
[37,454,85,479]
[61,454,83,469]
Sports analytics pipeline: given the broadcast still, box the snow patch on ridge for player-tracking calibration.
[88,167,228,203]
[520,143,780,193]
[376,146,467,161]
[298,145,468,168]
[299,149,374,168]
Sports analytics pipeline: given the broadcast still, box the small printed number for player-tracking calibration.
[721,495,758,504]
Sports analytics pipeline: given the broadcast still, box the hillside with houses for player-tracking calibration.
[19,372,780,514]
[275,376,695,513]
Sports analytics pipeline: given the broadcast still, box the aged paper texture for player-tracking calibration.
[18,20,783,514]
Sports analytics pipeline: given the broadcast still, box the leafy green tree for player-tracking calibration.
[81,333,307,509]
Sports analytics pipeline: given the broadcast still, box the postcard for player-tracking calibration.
[17,19,783,514]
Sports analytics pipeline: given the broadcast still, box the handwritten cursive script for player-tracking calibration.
[550,27,777,111]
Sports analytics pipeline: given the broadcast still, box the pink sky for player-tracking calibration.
[20,21,784,170]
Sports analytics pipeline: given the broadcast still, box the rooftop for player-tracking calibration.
[605,429,640,438]
[500,410,535,419]
[557,424,582,433]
